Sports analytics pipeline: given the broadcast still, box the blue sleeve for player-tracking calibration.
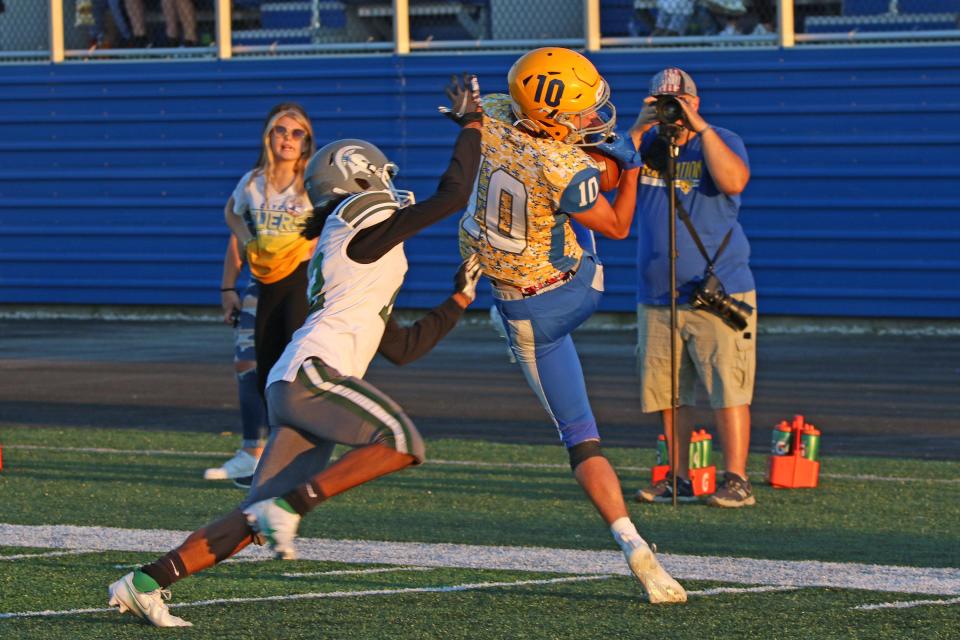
[640,128,659,154]
[716,128,750,171]
[558,167,602,214]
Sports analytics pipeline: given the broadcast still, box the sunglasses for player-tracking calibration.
[273,124,308,140]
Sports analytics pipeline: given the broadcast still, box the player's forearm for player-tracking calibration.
[347,128,482,263]
[377,297,465,366]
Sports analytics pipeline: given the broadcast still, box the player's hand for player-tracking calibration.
[221,290,241,325]
[596,133,643,169]
[439,73,482,127]
[453,252,482,303]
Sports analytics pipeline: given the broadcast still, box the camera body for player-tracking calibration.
[654,95,683,124]
[689,270,754,331]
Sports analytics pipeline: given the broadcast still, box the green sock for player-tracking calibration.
[275,497,298,515]
[132,569,161,593]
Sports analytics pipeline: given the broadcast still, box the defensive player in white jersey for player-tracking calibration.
[106,76,484,627]
[459,47,686,604]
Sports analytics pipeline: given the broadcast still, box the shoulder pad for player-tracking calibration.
[335,191,399,229]
[541,145,595,186]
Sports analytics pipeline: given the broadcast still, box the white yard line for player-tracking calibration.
[0,549,97,561]
[176,575,613,609]
[0,578,806,621]
[6,444,222,458]
[283,566,431,578]
[0,575,612,620]
[2,523,958,596]
[6,445,957,484]
[687,585,798,596]
[853,596,960,611]
[112,555,274,570]
[432,460,960,485]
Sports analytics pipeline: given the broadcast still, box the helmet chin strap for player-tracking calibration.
[513,117,537,132]
[514,117,560,142]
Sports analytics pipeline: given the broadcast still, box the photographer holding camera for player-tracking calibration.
[628,68,757,508]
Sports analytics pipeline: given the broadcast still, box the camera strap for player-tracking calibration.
[675,199,733,271]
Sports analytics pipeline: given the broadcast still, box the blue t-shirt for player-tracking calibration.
[635,125,755,305]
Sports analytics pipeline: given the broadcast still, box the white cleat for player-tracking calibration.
[204,449,259,480]
[107,572,192,627]
[244,498,301,560]
[624,541,687,604]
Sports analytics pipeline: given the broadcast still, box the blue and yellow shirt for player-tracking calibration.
[231,170,316,285]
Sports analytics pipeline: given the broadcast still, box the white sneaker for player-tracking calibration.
[204,449,259,480]
[243,498,301,560]
[624,540,687,604]
[107,572,192,627]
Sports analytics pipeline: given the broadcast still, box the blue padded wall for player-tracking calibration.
[0,46,957,317]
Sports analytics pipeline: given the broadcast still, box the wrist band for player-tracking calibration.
[697,125,713,135]
[220,287,236,292]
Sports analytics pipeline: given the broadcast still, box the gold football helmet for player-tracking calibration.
[507,47,616,146]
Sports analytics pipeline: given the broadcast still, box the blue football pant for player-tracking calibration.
[493,255,604,448]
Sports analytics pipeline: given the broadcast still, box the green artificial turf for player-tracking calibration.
[0,425,957,639]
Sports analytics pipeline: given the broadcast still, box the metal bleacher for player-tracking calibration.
[600,0,644,37]
[231,0,492,45]
[805,0,960,33]
[232,0,317,45]
[204,0,960,43]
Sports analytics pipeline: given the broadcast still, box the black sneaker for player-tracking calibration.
[706,472,756,508]
[232,475,253,490]
[635,474,697,503]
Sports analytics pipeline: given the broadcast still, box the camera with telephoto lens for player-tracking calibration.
[689,269,754,331]
[654,95,684,124]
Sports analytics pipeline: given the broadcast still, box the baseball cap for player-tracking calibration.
[649,68,697,97]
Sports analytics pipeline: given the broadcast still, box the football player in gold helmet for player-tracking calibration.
[459,48,686,604]
[507,46,618,146]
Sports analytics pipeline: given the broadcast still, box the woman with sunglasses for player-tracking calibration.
[210,103,318,485]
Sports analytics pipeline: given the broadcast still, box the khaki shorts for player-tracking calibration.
[636,290,757,413]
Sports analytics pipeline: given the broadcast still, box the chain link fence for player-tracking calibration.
[0,0,50,58]
[228,0,586,51]
[3,0,959,62]
[601,0,776,37]
[800,0,960,39]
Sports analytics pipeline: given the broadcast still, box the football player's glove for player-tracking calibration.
[439,73,482,126]
[596,133,643,169]
[454,252,482,302]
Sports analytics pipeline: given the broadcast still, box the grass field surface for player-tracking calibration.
[0,425,957,639]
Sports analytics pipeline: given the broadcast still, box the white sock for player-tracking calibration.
[610,517,646,551]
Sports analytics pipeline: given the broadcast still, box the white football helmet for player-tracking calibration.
[304,139,415,212]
